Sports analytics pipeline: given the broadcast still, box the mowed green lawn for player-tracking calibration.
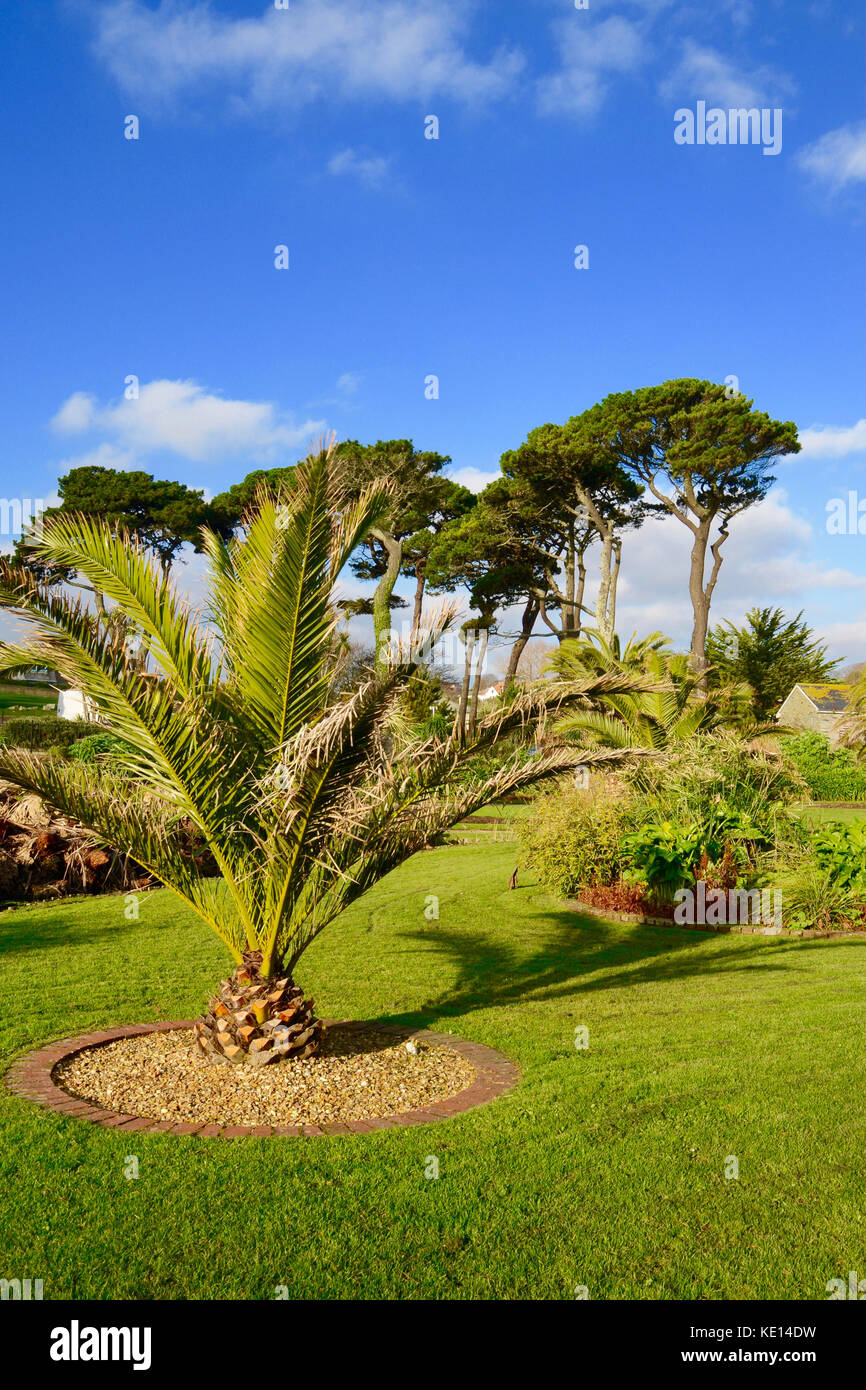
[796,804,866,826]
[0,681,57,714]
[1,841,865,1301]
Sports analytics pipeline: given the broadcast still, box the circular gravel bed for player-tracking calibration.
[7,1020,520,1136]
[55,1024,476,1128]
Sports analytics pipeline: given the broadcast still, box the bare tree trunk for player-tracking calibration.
[506,598,539,679]
[563,518,577,638]
[410,566,425,640]
[607,538,622,639]
[575,544,588,642]
[596,533,614,643]
[456,627,476,743]
[468,627,489,738]
[371,527,403,672]
[688,519,728,690]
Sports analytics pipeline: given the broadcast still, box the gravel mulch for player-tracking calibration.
[54,1025,477,1127]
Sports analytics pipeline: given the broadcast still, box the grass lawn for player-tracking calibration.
[0,681,57,715]
[1,841,865,1301]
[796,804,866,826]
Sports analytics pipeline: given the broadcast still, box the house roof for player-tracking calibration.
[796,682,851,712]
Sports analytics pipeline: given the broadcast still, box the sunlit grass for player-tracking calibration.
[1,842,864,1300]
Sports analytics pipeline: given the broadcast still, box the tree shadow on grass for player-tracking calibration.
[384,905,866,1031]
[0,912,122,958]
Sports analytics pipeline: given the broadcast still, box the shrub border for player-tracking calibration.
[5,1020,519,1137]
[568,898,866,939]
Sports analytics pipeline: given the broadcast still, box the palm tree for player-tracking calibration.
[546,627,671,680]
[0,442,649,1068]
[547,631,756,749]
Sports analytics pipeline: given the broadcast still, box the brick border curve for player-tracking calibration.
[5,1020,519,1137]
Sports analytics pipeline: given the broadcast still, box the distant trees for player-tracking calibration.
[500,417,645,644]
[237,384,799,693]
[14,466,222,669]
[22,379,804,696]
[399,477,476,638]
[16,466,221,606]
[587,381,800,684]
[426,493,543,736]
[332,439,456,670]
[210,466,296,527]
[707,608,841,721]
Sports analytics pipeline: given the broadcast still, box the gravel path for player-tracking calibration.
[55,1025,476,1126]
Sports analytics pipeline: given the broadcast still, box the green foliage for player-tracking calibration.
[66,732,130,765]
[15,465,222,580]
[426,490,541,617]
[551,634,747,748]
[0,443,645,979]
[621,802,773,899]
[780,731,866,801]
[0,717,103,751]
[809,820,866,897]
[776,859,861,932]
[523,789,632,897]
[707,607,840,721]
[524,733,803,902]
[620,732,805,816]
[619,820,704,897]
[588,380,801,517]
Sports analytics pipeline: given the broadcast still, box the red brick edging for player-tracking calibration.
[4,1020,519,1138]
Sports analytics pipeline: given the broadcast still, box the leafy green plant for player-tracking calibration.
[620,820,705,898]
[66,732,130,765]
[624,795,780,896]
[809,820,866,897]
[550,640,751,749]
[780,731,866,802]
[775,859,862,932]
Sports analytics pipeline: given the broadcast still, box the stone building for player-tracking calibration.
[775,683,851,746]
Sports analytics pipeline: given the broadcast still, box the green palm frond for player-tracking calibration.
[0,441,661,981]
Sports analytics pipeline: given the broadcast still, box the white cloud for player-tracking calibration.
[660,40,792,108]
[327,148,390,187]
[309,372,363,409]
[537,16,646,118]
[587,490,865,653]
[51,379,324,463]
[55,442,141,473]
[797,123,866,191]
[798,419,866,459]
[819,614,866,664]
[447,465,500,494]
[90,0,524,111]
[52,391,97,433]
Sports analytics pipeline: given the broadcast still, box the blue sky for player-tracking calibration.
[3,0,866,672]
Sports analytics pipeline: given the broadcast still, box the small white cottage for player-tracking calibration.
[56,689,100,722]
